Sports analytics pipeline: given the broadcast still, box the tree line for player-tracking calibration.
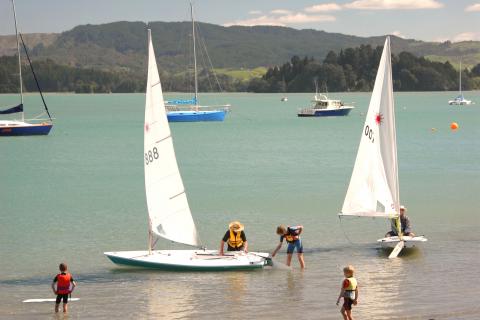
[1,44,480,94]
[247,45,480,92]
[0,56,144,94]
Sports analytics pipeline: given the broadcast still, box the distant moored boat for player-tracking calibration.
[0,0,53,136]
[448,61,473,106]
[165,2,229,122]
[297,93,354,117]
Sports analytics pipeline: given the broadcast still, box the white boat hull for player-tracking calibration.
[377,235,428,249]
[449,100,473,105]
[104,250,271,271]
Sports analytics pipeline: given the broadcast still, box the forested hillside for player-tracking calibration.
[1,21,480,75]
[2,44,480,94]
[248,45,480,92]
[0,56,143,93]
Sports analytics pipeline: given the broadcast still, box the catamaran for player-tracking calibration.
[165,2,229,122]
[339,37,427,259]
[448,61,473,105]
[105,29,270,270]
[0,0,53,136]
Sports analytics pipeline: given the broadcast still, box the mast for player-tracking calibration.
[190,2,199,110]
[11,0,24,121]
[459,60,462,96]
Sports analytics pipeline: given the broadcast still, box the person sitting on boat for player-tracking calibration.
[219,221,248,255]
[385,205,415,237]
[271,225,305,269]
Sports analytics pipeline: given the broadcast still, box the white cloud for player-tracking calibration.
[248,10,262,15]
[224,13,336,27]
[344,0,444,10]
[465,3,480,12]
[452,32,480,42]
[270,9,292,15]
[305,3,342,12]
[391,30,406,38]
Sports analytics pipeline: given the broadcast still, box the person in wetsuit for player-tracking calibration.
[272,224,305,268]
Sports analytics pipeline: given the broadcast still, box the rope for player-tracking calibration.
[338,216,355,245]
[195,22,224,93]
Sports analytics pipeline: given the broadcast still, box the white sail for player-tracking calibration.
[144,29,199,246]
[341,37,400,218]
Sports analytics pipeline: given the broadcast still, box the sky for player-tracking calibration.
[0,0,479,42]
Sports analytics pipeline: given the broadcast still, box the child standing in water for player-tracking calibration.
[271,225,305,268]
[336,265,358,320]
[51,263,76,313]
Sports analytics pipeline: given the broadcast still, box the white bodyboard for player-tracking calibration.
[23,298,80,303]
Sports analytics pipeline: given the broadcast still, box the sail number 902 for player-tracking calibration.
[364,125,375,143]
[145,147,159,165]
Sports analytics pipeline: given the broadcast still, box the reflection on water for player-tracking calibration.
[224,272,246,304]
[357,257,405,320]
[144,274,195,319]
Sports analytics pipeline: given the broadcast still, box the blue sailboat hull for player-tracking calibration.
[167,110,226,122]
[298,108,353,117]
[0,123,53,136]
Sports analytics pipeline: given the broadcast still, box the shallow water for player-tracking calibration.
[1,91,479,319]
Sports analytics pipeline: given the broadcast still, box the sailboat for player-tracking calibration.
[165,2,229,122]
[339,37,427,259]
[104,29,270,270]
[0,0,53,136]
[448,61,473,105]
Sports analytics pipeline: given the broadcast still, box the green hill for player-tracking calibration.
[1,21,479,76]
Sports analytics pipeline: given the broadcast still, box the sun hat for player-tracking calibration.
[228,221,244,232]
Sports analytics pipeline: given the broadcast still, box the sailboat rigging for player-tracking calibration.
[165,2,230,122]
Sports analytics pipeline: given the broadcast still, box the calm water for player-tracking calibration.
[1,92,479,319]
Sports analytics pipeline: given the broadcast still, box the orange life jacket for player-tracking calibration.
[284,227,300,243]
[227,230,244,248]
[56,273,72,294]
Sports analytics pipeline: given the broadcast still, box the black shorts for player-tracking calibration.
[56,294,69,304]
[343,298,353,310]
[227,245,244,251]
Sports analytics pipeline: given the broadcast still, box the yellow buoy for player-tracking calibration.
[450,122,459,130]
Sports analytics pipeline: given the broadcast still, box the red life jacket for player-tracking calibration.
[56,273,72,294]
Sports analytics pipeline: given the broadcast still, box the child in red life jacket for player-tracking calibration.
[51,263,76,313]
[336,265,358,320]
[271,225,305,268]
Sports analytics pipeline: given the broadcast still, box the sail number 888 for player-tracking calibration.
[364,125,375,143]
[145,147,159,165]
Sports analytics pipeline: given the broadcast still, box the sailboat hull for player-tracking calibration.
[0,122,52,136]
[104,250,271,271]
[167,110,226,122]
[377,236,427,249]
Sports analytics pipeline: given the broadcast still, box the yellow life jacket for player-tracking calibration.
[345,277,357,291]
[227,230,243,248]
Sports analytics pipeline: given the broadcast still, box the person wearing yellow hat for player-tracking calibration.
[385,205,415,237]
[219,221,248,255]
